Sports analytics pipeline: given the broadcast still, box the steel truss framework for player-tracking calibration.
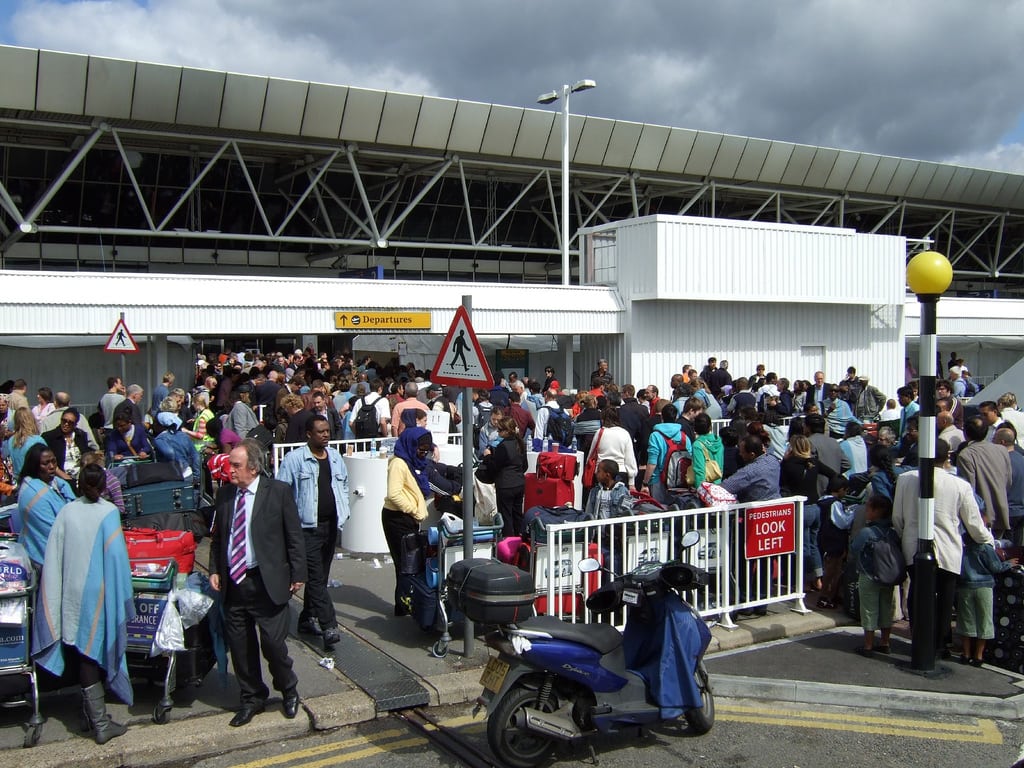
[1,115,1022,295]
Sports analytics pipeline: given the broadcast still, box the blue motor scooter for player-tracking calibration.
[473,530,713,768]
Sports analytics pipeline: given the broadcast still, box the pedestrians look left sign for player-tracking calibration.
[105,318,139,353]
[431,306,493,388]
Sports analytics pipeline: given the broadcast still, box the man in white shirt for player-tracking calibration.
[893,439,993,660]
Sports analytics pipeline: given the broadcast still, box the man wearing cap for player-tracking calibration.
[226,383,259,437]
[427,383,458,432]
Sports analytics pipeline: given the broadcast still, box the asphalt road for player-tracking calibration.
[183,698,1024,768]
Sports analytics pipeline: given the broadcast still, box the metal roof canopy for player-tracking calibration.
[1,45,1024,291]
[0,269,622,336]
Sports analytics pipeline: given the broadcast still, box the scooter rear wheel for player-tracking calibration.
[684,660,715,734]
[487,683,559,768]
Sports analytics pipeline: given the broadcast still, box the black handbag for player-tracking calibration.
[399,530,428,576]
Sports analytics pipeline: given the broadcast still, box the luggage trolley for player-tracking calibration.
[428,513,503,658]
[0,539,43,747]
[125,558,216,724]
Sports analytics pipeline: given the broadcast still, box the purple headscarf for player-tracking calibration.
[394,426,433,496]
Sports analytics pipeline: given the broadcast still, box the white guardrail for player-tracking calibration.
[536,497,809,630]
[271,434,463,472]
[271,434,805,631]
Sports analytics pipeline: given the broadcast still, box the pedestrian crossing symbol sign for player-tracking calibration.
[105,317,139,353]
[431,306,493,388]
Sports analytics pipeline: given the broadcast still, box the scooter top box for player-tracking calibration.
[448,558,534,625]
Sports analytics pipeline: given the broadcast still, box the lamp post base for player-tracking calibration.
[897,660,953,680]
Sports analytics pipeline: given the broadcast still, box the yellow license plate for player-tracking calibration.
[480,657,510,693]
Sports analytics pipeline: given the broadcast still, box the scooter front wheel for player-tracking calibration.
[684,660,715,734]
[487,683,559,768]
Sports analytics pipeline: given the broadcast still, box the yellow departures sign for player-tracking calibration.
[334,312,431,331]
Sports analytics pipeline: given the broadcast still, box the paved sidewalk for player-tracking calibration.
[1,547,1021,768]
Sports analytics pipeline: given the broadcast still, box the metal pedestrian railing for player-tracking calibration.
[535,496,808,629]
[271,434,463,472]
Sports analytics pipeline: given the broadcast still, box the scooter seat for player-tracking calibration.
[520,615,622,655]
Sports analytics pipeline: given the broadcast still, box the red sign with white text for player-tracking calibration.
[744,502,796,559]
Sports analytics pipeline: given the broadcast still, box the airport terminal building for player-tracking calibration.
[1,44,1023,397]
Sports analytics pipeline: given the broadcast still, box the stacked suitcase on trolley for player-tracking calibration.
[399,513,503,631]
[984,549,1024,672]
[0,537,43,747]
[123,525,216,724]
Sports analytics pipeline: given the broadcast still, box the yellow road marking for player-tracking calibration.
[717,705,1002,744]
[294,737,425,768]
[228,729,416,768]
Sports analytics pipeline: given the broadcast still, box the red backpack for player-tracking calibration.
[659,433,692,488]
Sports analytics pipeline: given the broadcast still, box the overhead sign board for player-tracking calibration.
[334,311,431,331]
[745,502,796,559]
[431,306,493,388]
[105,318,139,353]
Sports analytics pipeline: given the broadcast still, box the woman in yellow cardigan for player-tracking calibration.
[381,426,433,616]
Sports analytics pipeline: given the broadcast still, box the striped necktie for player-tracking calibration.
[228,490,248,584]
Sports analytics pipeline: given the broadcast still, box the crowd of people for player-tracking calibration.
[1,344,1021,735]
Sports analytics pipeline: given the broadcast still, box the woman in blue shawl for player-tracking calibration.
[32,463,133,744]
[17,443,75,565]
[381,426,434,616]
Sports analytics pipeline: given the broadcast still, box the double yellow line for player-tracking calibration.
[718,703,1003,744]
[228,716,486,767]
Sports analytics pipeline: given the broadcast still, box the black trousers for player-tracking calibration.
[496,484,525,538]
[382,507,420,610]
[301,517,338,630]
[224,568,297,705]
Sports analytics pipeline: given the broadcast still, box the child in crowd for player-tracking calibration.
[957,536,1017,666]
[849,494,896,656]
[816,476,853,610]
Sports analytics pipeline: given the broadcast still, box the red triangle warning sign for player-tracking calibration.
[431,306,493,388]
[105,318,139,353]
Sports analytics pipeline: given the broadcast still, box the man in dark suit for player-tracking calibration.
[210,439,307,727]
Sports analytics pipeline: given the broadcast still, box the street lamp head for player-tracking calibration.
[906,250,953,296]
[571,79,597,93]
[536,90,560,105]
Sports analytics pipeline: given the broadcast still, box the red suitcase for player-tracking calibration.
[524,472,575,509]
[124,527,196,574]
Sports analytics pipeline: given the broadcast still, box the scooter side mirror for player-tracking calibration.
[680,530,701,549]
[578,558,602,573]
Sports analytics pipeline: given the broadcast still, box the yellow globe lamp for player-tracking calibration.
[906,250,953,296]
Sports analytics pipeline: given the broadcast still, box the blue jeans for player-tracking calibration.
[648,478,668,506]
[803,503,823,578]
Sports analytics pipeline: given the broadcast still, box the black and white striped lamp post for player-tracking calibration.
[906,249,953,672]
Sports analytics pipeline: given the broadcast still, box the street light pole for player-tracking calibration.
[537,80,596,286]
[906,249,953,673]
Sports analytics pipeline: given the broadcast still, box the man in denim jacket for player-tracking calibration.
[277,415,350,649]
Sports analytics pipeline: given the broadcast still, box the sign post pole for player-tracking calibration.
[430,295,495,659]
[460,296,475,656]
[119,311,127,386]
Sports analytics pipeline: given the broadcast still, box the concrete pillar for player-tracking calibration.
[561,334,573,390]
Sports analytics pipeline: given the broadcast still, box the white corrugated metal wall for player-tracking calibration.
[626,300,902,400]
[579,215,906,397]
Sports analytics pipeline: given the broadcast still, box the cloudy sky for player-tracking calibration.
[3,0,1024,172]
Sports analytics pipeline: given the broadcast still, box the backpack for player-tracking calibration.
[659,432,692,488]
[859,527,906,587]
[542,406,574,447]
[686,439,722,485]
[473,400,494,445]
[351,395,380,439]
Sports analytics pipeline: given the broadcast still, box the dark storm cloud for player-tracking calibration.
[10,0,1024,167]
